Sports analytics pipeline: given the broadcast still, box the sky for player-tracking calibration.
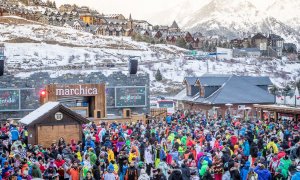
[53,0,274,24]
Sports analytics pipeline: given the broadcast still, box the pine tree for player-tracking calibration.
[269,85,279,95]
[283,85,291,96]
[155,69,162,81]
[176,37,187,49]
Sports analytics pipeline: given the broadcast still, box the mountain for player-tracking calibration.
[185,0,263,37]
[155,0,300,47]
[148,0,211,26]
[266,0,300,31]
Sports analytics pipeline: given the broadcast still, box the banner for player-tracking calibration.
[115,87,146,107]
[0,90,20,111]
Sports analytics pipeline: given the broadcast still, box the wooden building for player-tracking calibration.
[174,74,275,119]
[254,104,300,121]
[41,84,106,119]
[19,102,89,147]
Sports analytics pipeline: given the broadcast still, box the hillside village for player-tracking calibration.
[1,0,299,60]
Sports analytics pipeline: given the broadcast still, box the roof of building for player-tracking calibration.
[170,20,179,29]
[252,33,267,40]
[19,102,89,125]
[105,18,127,24]
[269,34,284,40]
[176,74,274,105]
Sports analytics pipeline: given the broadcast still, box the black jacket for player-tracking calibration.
[168,169,183,180]
[180,164,190,180]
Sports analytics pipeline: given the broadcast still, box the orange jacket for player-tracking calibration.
[68,168,80,180]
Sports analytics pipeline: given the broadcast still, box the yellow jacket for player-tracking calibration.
[76,151,82,162]
[108,149,115,163]
[113,164,119,174]
[128,152,137,163]
[267,141,278,154]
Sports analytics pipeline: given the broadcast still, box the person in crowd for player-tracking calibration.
[0,111,299,180]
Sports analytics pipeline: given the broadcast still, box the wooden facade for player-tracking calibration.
[150,108,167,119]
[23,103,89,147]
[43,84,106,118]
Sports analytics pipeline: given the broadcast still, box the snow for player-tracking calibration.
[19,102,60,125]
[1,16,300,94]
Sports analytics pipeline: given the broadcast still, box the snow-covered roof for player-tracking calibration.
[19,102,60,125]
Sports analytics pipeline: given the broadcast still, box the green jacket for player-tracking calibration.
[277,158,292,178]
[181,136,187,146]
[89,151,97,166]
[199,160,208,177]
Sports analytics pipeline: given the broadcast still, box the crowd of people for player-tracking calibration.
[0,110,300,180]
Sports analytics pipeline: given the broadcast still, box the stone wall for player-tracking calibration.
[0,71,150,119]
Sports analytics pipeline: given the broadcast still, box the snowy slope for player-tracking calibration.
[1,16,300,94]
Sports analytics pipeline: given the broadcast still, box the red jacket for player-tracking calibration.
[55,159,65,168]
[231,136,238,146]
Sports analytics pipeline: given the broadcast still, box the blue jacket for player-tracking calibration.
[169,151,179,162]
[240,161,250,180]
[84,140,95,150]
[243,141,250,156]
[254,166,272,180]
[239,128,246,136]
[291,172,300,180]
[10,128,19,141]
[166,116,172,124]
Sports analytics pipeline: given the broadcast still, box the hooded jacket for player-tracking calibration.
[267,141,278,154]
[168,168,183,180]
[277,157,292,178]
[181,164,190,180]
[138,171,150,180]
[240,161,250,180]
[291,172,300,180]
[253,166,272,180]
[243,141,250,157]
[199,160,208,177]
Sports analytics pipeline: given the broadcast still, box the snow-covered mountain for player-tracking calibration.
[266,0,300,30]
[155,0,300,46]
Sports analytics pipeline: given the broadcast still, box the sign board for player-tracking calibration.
[0,90,20,111]
[55,85,98,96]
[115,87,146,107]
[54,112,63,120]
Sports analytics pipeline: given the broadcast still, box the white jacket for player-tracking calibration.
[145,148,153,164]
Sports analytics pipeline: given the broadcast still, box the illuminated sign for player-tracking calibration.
[115,87,146,107]
[56,85,98,96]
